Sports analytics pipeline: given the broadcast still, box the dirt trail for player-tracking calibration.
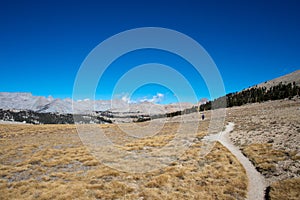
[203,122,267,200]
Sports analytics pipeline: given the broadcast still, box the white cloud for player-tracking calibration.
[157,93,164,98]
[121,94,130,103]
[77,98,91,102]
[117,93,165,104]
[139,93,164,104]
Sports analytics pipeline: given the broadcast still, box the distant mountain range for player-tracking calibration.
[0,92,194,115]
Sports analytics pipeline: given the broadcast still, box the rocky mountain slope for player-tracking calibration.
[252,70,300,90]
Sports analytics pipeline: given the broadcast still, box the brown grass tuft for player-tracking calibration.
[267,177,300,199]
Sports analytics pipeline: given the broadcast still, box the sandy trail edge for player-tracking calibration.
[204,122,267,200]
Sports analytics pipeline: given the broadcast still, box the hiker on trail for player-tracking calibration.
[201,113,205,120]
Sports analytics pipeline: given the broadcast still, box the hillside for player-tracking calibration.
[252,70,300,89]
[199,70,300,110]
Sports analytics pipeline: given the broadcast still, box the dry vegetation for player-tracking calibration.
[0,119,247,199]
[266,177,300,200]
[241,143,293,177]
[226,98,300,199]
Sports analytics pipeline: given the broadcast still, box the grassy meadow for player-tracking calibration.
[0,121,247,200]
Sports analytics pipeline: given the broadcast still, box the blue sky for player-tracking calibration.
[0,0,299,104]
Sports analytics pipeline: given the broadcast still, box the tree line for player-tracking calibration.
[199,82,299,111]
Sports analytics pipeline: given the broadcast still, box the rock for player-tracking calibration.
[268,139,274,143]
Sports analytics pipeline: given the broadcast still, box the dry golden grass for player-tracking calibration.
[241,143,290,176]
[267,177,300,200]
[0,121,247,200]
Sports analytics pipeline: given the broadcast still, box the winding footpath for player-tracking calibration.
[204,122,267,200]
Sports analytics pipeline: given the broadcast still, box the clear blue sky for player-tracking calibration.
[0,0,299,103]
